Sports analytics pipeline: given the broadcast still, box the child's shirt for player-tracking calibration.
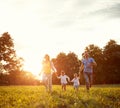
[71,77,80,86]
[57,75,70,84]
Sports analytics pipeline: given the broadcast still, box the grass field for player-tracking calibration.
[0,85,120,108]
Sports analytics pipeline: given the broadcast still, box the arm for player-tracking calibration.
[50,61,57,73]
[57,75,61,79]
[79,63,84,76]
[90,58,97,67]
[39,71,42,76]
[66,75,70,82]
[92,61,97,67]
[71,78,74,82]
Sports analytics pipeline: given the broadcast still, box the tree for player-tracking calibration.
[0,32,23,84]
[103,39,120,84]
[52,52,80,84]
[52,52,67,84]
[65,52,80,79]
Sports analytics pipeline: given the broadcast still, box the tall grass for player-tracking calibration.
[0,85,120,108]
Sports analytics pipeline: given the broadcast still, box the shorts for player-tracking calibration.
[74,85,79,88]
[61,83,67,86]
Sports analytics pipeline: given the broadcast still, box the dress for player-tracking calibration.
[71,77,80,88]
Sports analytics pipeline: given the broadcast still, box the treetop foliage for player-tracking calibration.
[0,32,120,85]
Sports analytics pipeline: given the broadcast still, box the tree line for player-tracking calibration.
[0,32,120,85]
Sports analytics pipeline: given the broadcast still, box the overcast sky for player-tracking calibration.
[0,0,120,74]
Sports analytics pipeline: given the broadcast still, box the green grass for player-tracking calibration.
[0,85,120,108]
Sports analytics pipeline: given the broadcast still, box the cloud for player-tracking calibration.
[50,0,101,28]
[91,3,120,19]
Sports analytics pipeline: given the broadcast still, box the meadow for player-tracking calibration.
[0,85,120,108]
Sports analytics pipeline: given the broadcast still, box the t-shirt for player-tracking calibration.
[82,57,95,73]
[58,75,70,84]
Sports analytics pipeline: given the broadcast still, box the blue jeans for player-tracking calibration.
[83,72,93,90]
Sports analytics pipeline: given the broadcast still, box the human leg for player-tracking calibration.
[74,85,79,92]
[64,84,66,91]
[61,83,66,91]
[89,73,93,88]
[48,74,52,93]
[83,72,90,90]
[42,74,48,91]
[61,83,64,91]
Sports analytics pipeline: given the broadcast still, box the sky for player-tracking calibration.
[0,0,120,76]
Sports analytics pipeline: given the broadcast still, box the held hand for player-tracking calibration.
[54,70,57,73]
[55,73,58,77]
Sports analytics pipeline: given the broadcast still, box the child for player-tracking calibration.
[57,70,70,91]
[71,73,80,92]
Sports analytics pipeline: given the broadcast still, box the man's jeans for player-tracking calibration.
[83,72,93,90]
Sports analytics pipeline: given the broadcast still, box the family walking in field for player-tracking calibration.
[40,51,97,93]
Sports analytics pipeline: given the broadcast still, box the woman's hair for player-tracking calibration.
[44,54,50,60]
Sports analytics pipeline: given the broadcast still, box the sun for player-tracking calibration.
[23,57,43,81]
[17,48,44,80]
[23,60,42,76]
[17,47,57,80]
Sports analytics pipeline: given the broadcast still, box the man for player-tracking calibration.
[79,51,97,91]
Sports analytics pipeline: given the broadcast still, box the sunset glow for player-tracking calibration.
[0,0,120,76]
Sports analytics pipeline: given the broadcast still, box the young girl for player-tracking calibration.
[57,70,70,91]
[71,73,80,91]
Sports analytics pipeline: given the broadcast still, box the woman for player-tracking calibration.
[41,54,56,93]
